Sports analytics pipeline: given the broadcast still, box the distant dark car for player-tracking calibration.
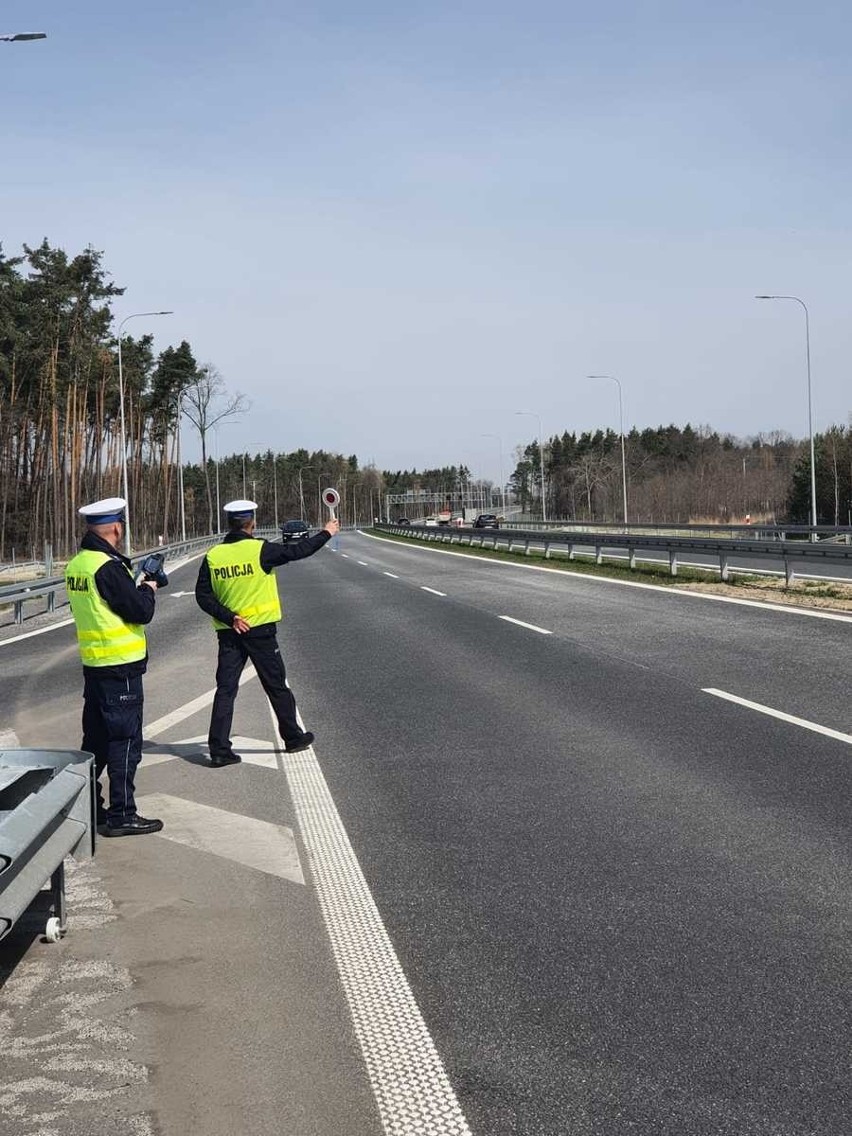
[396,517,411,526]
[473,513,499,529]
[280,519,310,543]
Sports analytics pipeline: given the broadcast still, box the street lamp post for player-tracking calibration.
[297,466,313,521]
[481,433,505,511]
[176,393,187,543]
[515,411,547,522]
[588,375,628,526]
[272,454,279,529]
[755,295,818,532]
[116,311,172,553]
[212,426,223,533]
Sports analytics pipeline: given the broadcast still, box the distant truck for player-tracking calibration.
[437,509,452,525]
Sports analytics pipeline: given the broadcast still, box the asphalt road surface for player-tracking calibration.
[0,530,849,1136]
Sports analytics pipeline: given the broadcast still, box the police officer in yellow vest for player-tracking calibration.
[65,498,164,836]
[194,499,339,766]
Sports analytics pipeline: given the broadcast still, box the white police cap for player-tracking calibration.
[223,499,257,519]
[79,497,127,524]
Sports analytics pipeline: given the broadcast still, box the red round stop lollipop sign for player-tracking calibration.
[322,487,340,518]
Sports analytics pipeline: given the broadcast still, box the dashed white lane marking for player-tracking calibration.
[135,793,305,884]
[271,707,472,1135]
[144,667,256,739]
[359,531,852,624]
[499,615,553,635]
[420,586,447,597]
[340,554,350,558]
[703,689,852,745]
[357,561,369,566]
[383,572,399,579]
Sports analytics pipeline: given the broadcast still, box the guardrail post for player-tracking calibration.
[14,599,23,625]
[669,550,678,576]
[720,553,729,582]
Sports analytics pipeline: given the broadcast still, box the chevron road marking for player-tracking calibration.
[141,734,283,770]
[135,793,304,884]
[144,667,257,739]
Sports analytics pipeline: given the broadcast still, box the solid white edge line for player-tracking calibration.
[266,706,472,1134]
[420,586,447,597]
[0,617,75,646]
[498,615,553,635]
[358,531,852,624]
[703,688,852,745]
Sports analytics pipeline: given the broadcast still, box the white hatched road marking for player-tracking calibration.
[271,705,472,1135]
[141,734,282,770]
[136,793,305,884]
[420,586,447,597]
[703,688,852,745]
[144,667,256,738]
[499,615,553,635]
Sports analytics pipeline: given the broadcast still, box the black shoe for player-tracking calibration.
[102,815,164,838]
[284,731,314,753]
[210,751,242,767]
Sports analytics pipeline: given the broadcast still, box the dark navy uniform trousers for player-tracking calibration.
[208,626,301,757]
[82,672,144,824]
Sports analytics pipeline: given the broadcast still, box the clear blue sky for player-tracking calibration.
[3,1,851,481]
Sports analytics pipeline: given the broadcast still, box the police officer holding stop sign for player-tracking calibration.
[195,500,339,766]
[65,497,165,837]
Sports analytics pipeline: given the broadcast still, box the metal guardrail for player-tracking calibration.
[500,520,852,543]
[0,748,95,942]
[376,524,852,585]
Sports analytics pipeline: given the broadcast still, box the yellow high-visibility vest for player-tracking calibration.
[206,539,281,630]
[65,549,147,667]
